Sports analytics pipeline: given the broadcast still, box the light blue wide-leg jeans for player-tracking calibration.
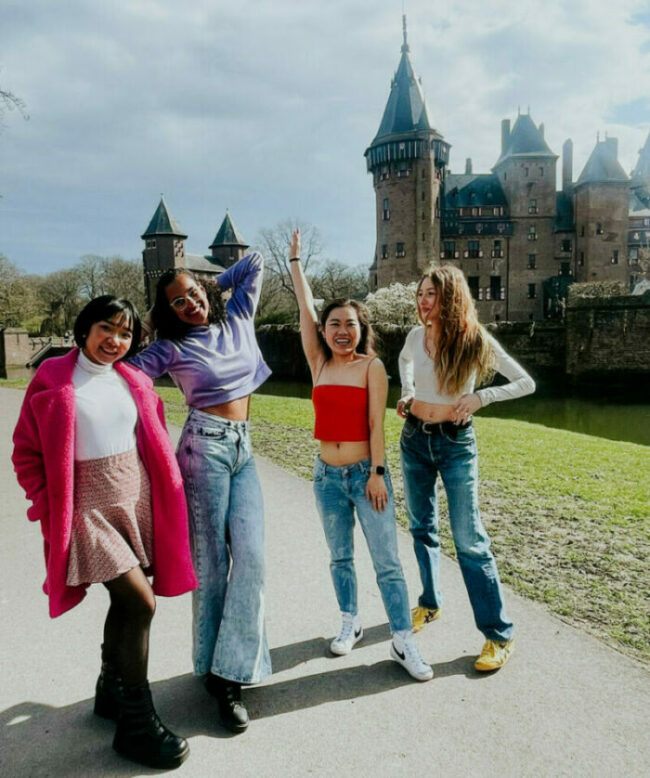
[176,409,271,684]
[400,419,513,643]
[312,457,411,633]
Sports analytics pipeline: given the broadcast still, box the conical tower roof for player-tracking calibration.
[576,137,628,186]
[494,113,556,166]
[370,16,436,143]
[209,212,248,249]
[631,131,650,186]
[141,196,187,239]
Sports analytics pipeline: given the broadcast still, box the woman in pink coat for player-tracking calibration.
[12,296,197,771]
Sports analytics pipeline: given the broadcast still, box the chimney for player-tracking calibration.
[562,139,573,192]
[539,122,545,139]
[501,119,510,154]
[465,157,473,174]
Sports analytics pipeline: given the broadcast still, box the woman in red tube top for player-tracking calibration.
[288,229,432,682]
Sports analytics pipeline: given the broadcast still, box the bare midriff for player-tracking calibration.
[320,440,370,467]
[200,396,250,421]
[409,400,457,424]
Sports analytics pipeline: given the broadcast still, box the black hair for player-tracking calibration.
[73,295,141,360]
[152,268,227,340]
[318,298,376,361]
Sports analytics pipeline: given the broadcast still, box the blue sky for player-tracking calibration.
[1,0,650,275]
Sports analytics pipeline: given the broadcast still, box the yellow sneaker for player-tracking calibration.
[474,639,515,671]
[411,606,441,633]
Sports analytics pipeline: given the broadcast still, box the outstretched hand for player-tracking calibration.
[289,228,300,261]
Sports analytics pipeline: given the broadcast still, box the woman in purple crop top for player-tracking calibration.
[289,229,432,682]
[129,252,271,733]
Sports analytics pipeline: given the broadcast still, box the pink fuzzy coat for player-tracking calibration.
[12,348,198,618]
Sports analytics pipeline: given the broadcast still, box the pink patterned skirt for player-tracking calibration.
[66,448,153,586]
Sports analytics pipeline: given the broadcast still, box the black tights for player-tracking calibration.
[102,566,156,687]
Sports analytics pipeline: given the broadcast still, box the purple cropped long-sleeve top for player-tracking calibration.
[129,252,271,408]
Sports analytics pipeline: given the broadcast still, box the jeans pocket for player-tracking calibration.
[441,426,475,446]
[400,421,417,442]
[195,426,227,440]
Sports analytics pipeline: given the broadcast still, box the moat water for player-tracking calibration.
[256,380,650,447]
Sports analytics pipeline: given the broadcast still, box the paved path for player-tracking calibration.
[1,388,648,777]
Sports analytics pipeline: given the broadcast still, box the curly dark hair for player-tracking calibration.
[73,295,141,360]
[152,269,227,340]
[318,298,376,361]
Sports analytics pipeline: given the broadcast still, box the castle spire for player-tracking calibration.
[401,13,409,53]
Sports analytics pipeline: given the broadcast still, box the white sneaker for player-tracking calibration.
[390,631,433,681]
[329,612,363,655]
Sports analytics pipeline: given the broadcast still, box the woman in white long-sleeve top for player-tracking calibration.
[397,265,535,672]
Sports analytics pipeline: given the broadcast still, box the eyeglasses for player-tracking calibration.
[169,288,202,312]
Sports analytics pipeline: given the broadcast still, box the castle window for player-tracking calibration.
[539,167,544,176]
[422,210,426,221]
[421,190,426,201]
[383,198,390,220]
[381,244,388,259]
[524,167,529,177]
[527,283,537,299]
[467,276,480,299]
[471,207,478,216]
[443,240,456,259]
[596,222,603,235]
[644,218,650,227]
[380,166,389,180]
[397,161,410,178]
[580,225,585,236]
[422,232,426,242]
[528,225,537,241]
[467,240,480,258]
[146,239,157,249]
[611,250,619,264]
[492,240,503,258]
[560,262,571,276]
[579,252,584,266]
[528,254,536,269]
[396,242,405,257]
[561,239,572,252]
[528,198,538,214]
[490,276,503,300]
[629,247,639,261]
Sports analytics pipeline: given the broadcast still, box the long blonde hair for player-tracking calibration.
[418,265,496,394]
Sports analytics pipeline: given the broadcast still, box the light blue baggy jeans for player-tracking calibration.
[400,418,513,643]
[176,409,271,684]
[312,457,412,633]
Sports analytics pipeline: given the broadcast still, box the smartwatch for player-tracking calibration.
[371,465,385,475]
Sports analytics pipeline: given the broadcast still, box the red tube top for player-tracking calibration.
[312,385,370,442]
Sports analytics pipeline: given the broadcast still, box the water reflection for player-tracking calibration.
[256,381,650,447]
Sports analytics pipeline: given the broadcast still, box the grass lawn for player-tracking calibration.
[157,386,650,666]
[6,378,648,664]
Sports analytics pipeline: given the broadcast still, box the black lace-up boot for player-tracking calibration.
[94,647,122,721]
[205,673,249,733]
[113,681,189,769]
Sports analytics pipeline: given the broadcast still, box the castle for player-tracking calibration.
[366,18,650,321]
[140,197,248,306]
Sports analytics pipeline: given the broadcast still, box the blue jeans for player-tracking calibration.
[176,409,271,683]
[400,419,513,642]
[313,457,411,633]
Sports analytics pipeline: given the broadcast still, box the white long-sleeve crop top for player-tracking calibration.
[398,326,535,407]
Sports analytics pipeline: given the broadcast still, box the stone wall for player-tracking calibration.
[0,328,31,368]
[566,292,650,383]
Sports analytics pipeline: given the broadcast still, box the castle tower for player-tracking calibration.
[209,211,249,268]
[141,196,187,306]
[492,112,558,319]
[364,16,450,290]
[575,137,629,283]
[627,131,650,286]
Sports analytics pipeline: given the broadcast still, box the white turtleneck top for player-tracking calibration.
[72,350,138,461]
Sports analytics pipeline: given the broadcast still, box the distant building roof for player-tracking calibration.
[494,113,557,166]
[631,131,650,186]
[629,188,650,218]
[443,173,507,208]
[210,212,248,249]
[555,191,574,231]
[370,17,438,144]
[141,196,187,239]
[185,254,226,275]
[576,137,628,186]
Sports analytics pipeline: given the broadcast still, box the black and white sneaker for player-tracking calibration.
[330,612,363,655]
[390,632,433,681]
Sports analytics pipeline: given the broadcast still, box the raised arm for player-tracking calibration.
[288,228,325,379]
[218,251,265,319]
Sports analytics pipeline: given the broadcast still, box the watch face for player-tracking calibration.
[375,466,385,475]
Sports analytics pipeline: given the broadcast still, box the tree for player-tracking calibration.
[0,254,39,328]
[38,269,82,335]
[311,260,369,302]
[364,282,419,326]
[76,254,107,300]
[101,257,146,313]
